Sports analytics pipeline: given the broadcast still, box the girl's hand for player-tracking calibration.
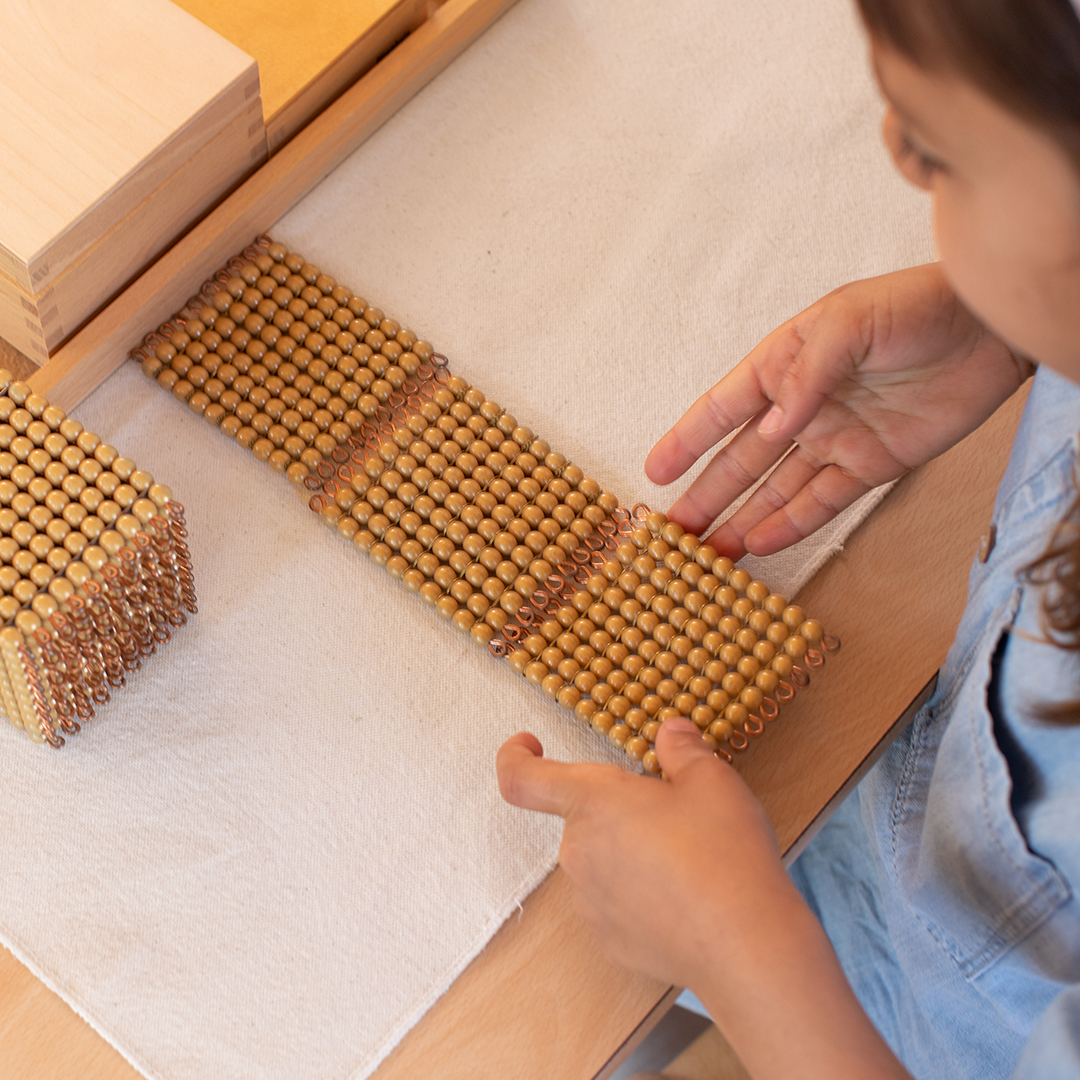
[497,721,912,1080]
[497,719,792,989]
[645,263,1032,558]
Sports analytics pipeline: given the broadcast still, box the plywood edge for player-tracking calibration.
[1,100,267,362]
[23,58,264,294]
[29,0,523,412]
[266,0,428,152]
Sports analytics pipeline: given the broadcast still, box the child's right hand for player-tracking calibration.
[645,263,1033,558]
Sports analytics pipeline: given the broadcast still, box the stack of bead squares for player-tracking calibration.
[0,371,195,747]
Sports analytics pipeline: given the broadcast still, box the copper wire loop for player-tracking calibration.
[488,639,512,657]
[792,666,810,687]
[822,633,841,653]
[631,503,650,522]
[503,625,525,643]
[806,648,825,669]
[514,608,535,627]
[322,478,340,497]
[760,698,779,721]
[432,352,450,368]
[745,715,765,737]
[730,730,749,752]
[716,746,734,765]
[331,446,350,464]
[309,494,328,512]
[317,460,335,479]
[304,474,323,490]
[571,548,591,565]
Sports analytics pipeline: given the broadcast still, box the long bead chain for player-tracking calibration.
[133,238,838,772]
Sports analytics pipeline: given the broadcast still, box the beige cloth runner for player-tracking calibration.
[0,0,932,1077]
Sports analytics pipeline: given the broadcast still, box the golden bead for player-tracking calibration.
[784,634,809,659]
[782,604,806,629]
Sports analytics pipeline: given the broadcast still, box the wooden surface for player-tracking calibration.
[176,0,427,151]
[0,382,1028,1079]
[662,1022,753,1080]
[0,0,258,291]
[28,0,524,412]
[0,99,267,362]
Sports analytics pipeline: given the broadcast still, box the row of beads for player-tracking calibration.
[138,241,834,775]
[0,379,174,625]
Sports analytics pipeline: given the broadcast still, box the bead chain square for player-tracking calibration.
[0,373,196,747]
[132,236,836,773]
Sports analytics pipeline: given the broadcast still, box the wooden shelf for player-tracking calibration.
[174,0,427,151]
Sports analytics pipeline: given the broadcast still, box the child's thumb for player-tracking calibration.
[654,717,722,782]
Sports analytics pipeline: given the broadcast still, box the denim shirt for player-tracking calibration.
[790,365,1080,1080]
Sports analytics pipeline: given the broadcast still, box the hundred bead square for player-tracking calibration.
[0,372,196,748]
[134,238,835,773]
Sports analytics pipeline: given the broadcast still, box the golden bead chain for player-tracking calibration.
[132,236,837,772]
[0,372,197,747]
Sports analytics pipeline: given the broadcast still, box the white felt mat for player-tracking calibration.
[0,0,933,1077]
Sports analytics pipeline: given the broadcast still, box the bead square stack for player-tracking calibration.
[0,371,196,747]
[135,238,836,772]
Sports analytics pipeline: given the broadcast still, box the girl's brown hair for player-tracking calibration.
[857,0,1080,718]
[856,0,1080,162]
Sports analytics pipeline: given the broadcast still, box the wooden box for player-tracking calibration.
[0,0,266,364]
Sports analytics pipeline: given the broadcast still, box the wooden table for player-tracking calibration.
[0,0,1029,1073]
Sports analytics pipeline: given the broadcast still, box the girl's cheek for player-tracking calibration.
[931,188,990,317]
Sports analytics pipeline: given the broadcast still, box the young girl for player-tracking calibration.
[497,1,1080,1077]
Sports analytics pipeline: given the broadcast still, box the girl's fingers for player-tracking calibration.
[664,411,791,536]
[653,718,724,781]
[646,317,818,487]
[496,734,587,819]
[645,361,771,485]
[709,455,873,557]
[756,304,869,444]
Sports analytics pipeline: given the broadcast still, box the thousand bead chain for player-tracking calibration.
[133,237,837,772]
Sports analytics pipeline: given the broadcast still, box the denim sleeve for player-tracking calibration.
[1012,986,1080,1080]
